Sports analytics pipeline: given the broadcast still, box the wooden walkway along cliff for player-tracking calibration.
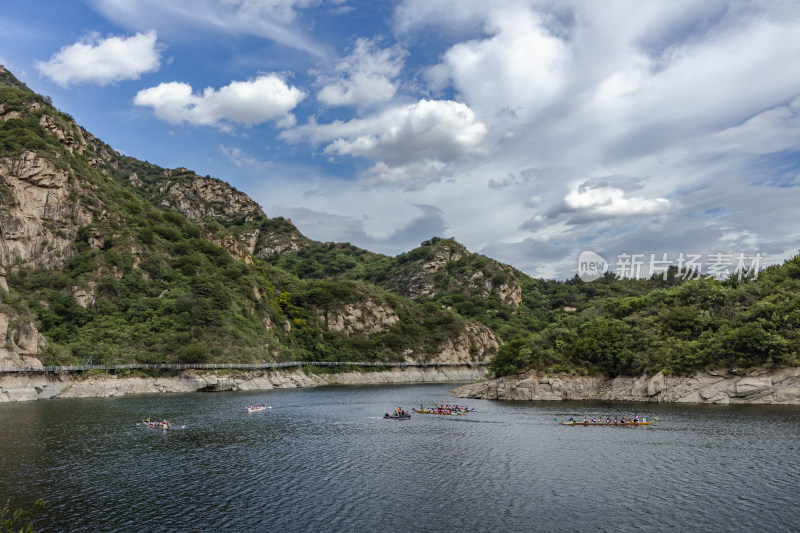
[0,360,488,374]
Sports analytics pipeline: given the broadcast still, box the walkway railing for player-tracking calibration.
[0,360,488,374]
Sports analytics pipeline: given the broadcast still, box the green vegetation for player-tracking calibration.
[1,499,45,533]
[0,75,485,367]
[270,232,800,379]
[488,261,800,377]
[1,67,798,379]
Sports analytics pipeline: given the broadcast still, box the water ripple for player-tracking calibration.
[2,387,800,531]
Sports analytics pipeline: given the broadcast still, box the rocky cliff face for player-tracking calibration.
[453,367,800,404]
[0,305,45,369]
[130,167,312,259]
[394,238,523,307]
[252,218,311,259]
[466,269,523,308]
[401,240,466,298]
[0,150,97,269]
[433,321,499,363]
[0,66,499,371]
[156,168,263,224]
[314,298,498,363]
[316,299,400,336]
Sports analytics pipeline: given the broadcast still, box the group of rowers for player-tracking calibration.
[246,404,267,411]
[417,403,473,415]
[143,418,171,429]
[569,415,645,424]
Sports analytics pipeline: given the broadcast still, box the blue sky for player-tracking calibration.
[2,0,799,279]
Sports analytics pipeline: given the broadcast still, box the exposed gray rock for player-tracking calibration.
[0,309,46,369]
[0,151,96,269]
[453,367,800,405]
[316,300,399,336]
[0,366,487,402]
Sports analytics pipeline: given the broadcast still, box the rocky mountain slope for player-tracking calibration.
[0,65,497,368]
[2,64,798,383]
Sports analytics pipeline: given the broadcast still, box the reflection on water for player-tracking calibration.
[2,384,799,532]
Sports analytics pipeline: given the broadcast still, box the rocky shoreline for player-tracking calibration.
[6,364,800,405]
[0,366,487,402]
[452,367,800,405]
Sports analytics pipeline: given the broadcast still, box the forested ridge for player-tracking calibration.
[1,66,798,376]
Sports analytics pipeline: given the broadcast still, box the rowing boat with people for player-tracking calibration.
[558,418,657,426]
[246,404,268,412]
[414,405,474,416]
[140,419,173,430]
[413,409,465,415]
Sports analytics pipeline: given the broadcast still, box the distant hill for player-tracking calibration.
[1,64,797,377]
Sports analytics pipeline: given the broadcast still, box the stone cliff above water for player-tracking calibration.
[453,367,800,404]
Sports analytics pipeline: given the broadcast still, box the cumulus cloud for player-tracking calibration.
[562,182,670,218]
[421,4,569,121]
[36,31,161,86]
[283,99,487,188]
[279,2,800,276]
[288,99,486,161]
[360,159,448,190]
[134,75,306,129]
[317,38,407,107]
[66,0,800,278]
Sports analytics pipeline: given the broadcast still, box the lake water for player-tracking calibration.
[2,383,799,532]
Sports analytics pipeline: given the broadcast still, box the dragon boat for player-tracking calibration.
[140,419,172,430]
[413,407,474,416]
[558,419,656,426]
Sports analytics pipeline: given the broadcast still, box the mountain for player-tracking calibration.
[0,65,497,369]
[1,65,798,379]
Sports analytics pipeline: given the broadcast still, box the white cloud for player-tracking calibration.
[425,5,569,121]
[563,183,671,218]
[710,97,800,156]
[268,2,800,277]
[88,0,325,57]
[283,99,487,188]
[393,0,494,34]
[289,99,486,162]
[50,0,800,278]
[317,38,407,107]
[36,31,161,86]
[220,145,261,168]
[360,159,448,190]
[134,75,306,129]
